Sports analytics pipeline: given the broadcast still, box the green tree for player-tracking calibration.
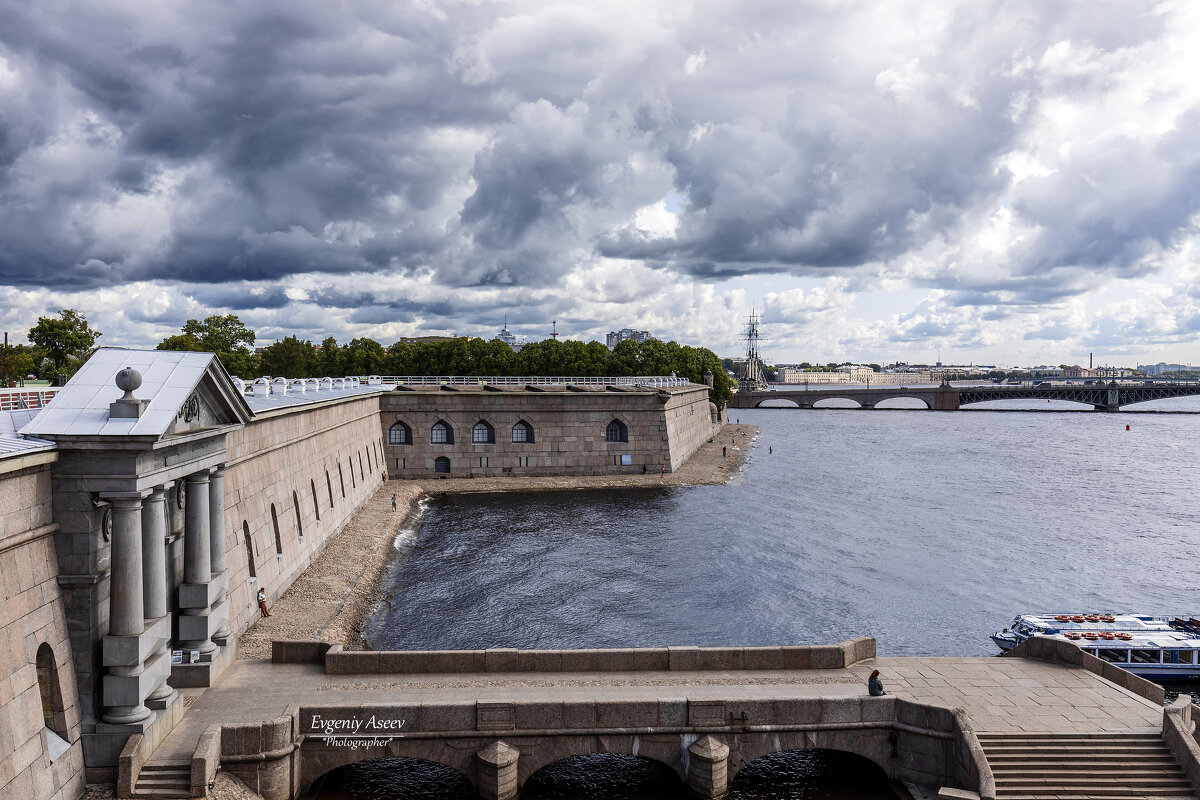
[258,336,317,378]
[341,338,386,376]
[316,338,342,377]
[0,342,36,386]
[166,315,258,376]
[28,309,102,380]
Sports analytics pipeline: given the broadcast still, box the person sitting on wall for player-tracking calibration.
[868,669,886,696]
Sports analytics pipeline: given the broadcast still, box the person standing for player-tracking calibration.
[391,493,397,512]
[257,587,271,617]
[868,669,886,696]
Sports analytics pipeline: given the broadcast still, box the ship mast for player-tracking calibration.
[739,309,768,392]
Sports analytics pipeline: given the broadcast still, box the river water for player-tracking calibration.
[326,398,1200,799]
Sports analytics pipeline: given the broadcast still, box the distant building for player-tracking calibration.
[607,328,653,349]
[776,365,932,385]
[1139,362,1190,375]
[1063,365,1096,378]
[496,320,524,352]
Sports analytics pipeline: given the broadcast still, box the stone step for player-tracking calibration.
[977,732,1162,740]
[1000,796,1198,800]
[130,790,192,800]
[137,775,191,787]
[994,766,1186,777]
[996,788,1197,798]
[140,762,190,772]
[987,755,1178,765]
[981,743,1170,753]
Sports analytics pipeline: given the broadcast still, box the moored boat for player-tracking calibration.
[990,612,1173,652]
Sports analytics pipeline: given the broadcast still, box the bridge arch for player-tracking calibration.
[305,755,475,799]
[523,752,685,797]
[811,396,863,409]
[730,747,893,794]
[755,398,800,408]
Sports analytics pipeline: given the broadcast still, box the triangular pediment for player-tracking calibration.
[19,348,252,440]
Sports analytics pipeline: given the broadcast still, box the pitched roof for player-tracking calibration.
[19,348,251,438]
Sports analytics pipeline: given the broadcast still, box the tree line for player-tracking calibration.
[0,311,732,407]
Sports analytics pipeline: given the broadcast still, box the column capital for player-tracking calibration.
[186,472,211,485]
[100,492,148,508]
[208,463,227,476]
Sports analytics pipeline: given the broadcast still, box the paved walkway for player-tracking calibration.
[147,655,1162,764]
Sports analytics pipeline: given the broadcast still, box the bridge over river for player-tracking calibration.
[120,638,1200,800]
[728,381,1200,411]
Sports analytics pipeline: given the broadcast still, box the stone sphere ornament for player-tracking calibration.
[115,367,143,398]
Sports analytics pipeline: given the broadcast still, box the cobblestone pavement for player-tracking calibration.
[236,425,759,659]
[147,654,1161,765]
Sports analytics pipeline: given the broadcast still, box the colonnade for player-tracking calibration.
[99,465,230,727]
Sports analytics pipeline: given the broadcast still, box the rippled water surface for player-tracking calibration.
[365,400,1200,655]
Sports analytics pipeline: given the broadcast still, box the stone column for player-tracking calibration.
[476,740,519,800]
[179,471,216,655]
[109,496,145,637]
[209,465,232,644]
[141,484,169,620]
[687,736,729,799]
[102,495,151,724]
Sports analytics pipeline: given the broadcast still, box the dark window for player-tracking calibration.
[367,446,373,473]
[358,451,365,481]
[36,643,69,744]
[434,456,451,474]
[243,520,257,577]
[605,419,628,443]
[338,463,346,498]
[472,420,495,444]
[293,491,304,538]
[349,457,356,488]
[270,505,282,555]
[326,470,334,508]
[512,420,534,443]
[431,421,453,444]
[311,479,320,521]
[1097,648,1128,663]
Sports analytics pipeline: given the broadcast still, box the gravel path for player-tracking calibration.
[236,424,757,659]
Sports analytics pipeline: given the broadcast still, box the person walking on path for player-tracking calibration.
[391,493,397,512]
[868,669,886,696]
[257,587,271,617]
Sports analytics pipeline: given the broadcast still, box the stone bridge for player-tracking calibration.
[728,381,1200,411]
[119,637,1197,800]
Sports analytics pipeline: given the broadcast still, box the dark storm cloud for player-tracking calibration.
[0,0,1196,345]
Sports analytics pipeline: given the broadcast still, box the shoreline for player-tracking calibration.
[236,423,758,659]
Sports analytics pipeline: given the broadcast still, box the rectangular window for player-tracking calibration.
[1129,649,1158,663]
[1165,650,1194,664]
[620,454,632,466]
[1097,649,1127,663]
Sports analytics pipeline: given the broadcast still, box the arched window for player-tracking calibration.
[605,419,629,443]
[338,463,346,497]
[512,420,534,443]
[326,470,334,508]
[243,520,257,578]
[434,456,451,474]
[293,490,304,538]
[36,643,69,746]
[472,420,495,444]
[431,421,453,444]
[310,479,321,521]
[270,505,282,555]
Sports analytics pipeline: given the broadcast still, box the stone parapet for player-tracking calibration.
[1163,697,1200,796]
[318,638,876,675]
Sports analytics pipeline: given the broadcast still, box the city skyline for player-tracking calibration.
[3,1,1200,366]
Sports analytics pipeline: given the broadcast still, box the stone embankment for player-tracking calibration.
[236,425,758,658]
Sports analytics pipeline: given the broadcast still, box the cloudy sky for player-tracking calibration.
[2,0,1199,367]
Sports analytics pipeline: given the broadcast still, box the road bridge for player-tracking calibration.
[117,638,1199,800]
[728,381,1200,411]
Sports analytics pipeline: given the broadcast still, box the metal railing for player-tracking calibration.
[0,387,57,412]
[351,375,694,387]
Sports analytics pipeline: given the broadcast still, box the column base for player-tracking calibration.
[170,634,237,689]
[101,705,152,726]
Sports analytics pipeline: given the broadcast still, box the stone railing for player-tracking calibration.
[1003,635,1166,705]
[216,710,298,800]
[116,733,145,799]
[271,638,877,673]
[1164,696,1200,795]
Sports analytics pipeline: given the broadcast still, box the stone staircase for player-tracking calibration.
[977,732,1197,800]
[130,762,192,799]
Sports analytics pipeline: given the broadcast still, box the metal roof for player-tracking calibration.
[0,410,56,458]
[243,383,385,413]
[19,347,250,438]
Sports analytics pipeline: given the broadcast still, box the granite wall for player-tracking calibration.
[0,458,86,800]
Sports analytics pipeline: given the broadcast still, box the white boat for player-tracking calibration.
[992,614,1200,679]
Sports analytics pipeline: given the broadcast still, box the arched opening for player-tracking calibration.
[605,418,628,442]
[524,754,685,800]
[731,749,896,799]
[389,421,411,445]
[326,470,334,509]
[242,521,256,578]
[310,479,321,521]
[756,398,800,408]
[270,506,282,556]
[306,757,475,800]
[434,456,451,474]
[812,397,863,408]
[293,490,304,539]
[431,420,454,444]
[512,419,534,443]
[36,643,70,753]
[367,445,373,473]
[337,463,346,497]
[349,457,356,488]
[472,420,495,444]
[873,396,930,409]
[358,451,365,481]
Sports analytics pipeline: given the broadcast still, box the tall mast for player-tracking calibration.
[739,309,768,392]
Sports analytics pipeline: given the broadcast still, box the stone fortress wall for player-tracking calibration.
[0,352,723,800]
[381,383,717,479]
[221,395,386,641]
[0,456,86,800]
